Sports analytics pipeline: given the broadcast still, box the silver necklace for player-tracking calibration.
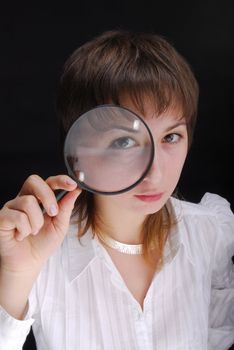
[98,233,143,255]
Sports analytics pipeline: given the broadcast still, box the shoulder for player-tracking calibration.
[169,193,234,271]
[170,192,233,220]
[170,192,234,245]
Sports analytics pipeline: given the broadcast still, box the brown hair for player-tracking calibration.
[56,30,199,267]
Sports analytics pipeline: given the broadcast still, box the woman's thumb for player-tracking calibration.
[52,188,81,235]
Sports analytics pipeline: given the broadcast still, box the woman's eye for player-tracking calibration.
[109,137,137,149]
[163,133,181,144]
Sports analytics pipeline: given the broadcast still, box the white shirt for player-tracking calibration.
[1,193,234,350]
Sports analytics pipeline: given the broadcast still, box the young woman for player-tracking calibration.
[0,30,234,350]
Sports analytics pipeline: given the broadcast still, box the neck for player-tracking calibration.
[94,198,146,244]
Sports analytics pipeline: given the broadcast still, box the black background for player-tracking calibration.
[0,1,233,349]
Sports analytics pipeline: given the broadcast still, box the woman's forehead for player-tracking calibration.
[144,113,187,134]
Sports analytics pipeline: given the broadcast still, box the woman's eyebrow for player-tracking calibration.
[165,122,187,132]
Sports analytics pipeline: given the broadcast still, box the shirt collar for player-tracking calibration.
[169,197,196,266]
[62,224,96,283]
[63,197,196,283]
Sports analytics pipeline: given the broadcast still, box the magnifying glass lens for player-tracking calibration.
[64,105,154,195]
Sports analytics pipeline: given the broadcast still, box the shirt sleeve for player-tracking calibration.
[200,193,234,350]
[0,279,38,350]
[0,305,34,350]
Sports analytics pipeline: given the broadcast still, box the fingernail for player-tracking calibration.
[66,178,77,186]
[49,204,58,216]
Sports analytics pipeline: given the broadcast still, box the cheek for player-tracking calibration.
[164,148,187,177]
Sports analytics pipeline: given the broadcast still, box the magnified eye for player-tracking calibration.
[109,137,137,149]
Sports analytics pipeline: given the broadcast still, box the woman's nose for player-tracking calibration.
[143,154,163,184]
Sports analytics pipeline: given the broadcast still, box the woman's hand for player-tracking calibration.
[0,174,81,273]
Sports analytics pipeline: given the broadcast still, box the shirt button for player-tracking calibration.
[134,310,142,321]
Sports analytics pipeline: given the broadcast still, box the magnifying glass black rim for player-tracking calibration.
[64,104,155,195]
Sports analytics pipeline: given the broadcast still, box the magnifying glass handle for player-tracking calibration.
[55,189,67,202]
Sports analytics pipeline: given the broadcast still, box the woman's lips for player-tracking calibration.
[134,193,163,202]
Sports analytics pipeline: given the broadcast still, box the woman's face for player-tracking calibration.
[94,98,188,217]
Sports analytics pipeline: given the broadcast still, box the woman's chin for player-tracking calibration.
[129,200,165,215]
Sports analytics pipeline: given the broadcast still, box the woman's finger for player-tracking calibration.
[6,196,44,235]
[46,175,77,190]
[0,206,32,241]
[18,175,78,217]
[19,175,59,217]
[50,188,81,238]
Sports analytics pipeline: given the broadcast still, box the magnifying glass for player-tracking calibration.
[62,104,154,196]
